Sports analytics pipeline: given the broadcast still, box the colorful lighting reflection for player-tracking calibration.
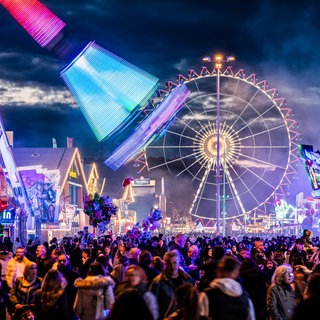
[0,0,66,47]
[61,41,159,142]
[105,84,190,170]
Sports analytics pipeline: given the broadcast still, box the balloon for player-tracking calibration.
[122,177,134,187]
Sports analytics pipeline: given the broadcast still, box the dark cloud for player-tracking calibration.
[1,0,320,217]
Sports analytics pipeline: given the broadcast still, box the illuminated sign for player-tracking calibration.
[133,177,155,186]
[69,170,77,178]
[0,210,16,223]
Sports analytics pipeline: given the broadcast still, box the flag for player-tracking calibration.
[52,138,57,148]
[67,137,73,148]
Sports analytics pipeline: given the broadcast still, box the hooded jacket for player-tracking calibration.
[199,278,256,320]
[73,275,115,320]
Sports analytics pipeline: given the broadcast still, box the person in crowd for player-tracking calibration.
[301,229,313,249]
[35,244,54,278]
[198,255,255,320]
[128,247,141,265]
[266,264,296,320]
[110,255,129,283]
[73,261,115,320]
[48,237,58,253]
[79,226,93,247]
[108,288,154,320]
[211,245,226,261]
[57,254,80,319]
[78,248,94,279]
[290,264,311,304]
[113,241,131,267]
[289,238,307,266]
[238,247,251,262]
[250,240,265,264]
[9,262,42,320]
[0,266,7,320]
[0,245,12,290]
[99,245,113,272]
[149,249,194,320]
[147,236,160,256]
[240,258,267,320]
[12,237,22,254]
[50,247,63,270]
[34,269,72,320]
[200,246,214,265]
[230,244,239,257]
[263,258,277,289]
[163,283,200,320]
[3,237,13,253]
[273,250,285,266]
[186,244,201,281]
[151,255,164,273]
[154,238,168,259]
[169,234,189,271]
[114,264,159,320]
[68,237,82,272]
[291,272,320,319]
[138,250,160,285]
[197,259,218,292]
[6,247,30,289]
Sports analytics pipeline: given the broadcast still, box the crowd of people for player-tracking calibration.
[1,227,320,319]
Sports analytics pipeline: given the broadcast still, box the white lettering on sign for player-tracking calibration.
[2,211,11,220]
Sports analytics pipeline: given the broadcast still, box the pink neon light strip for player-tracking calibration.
[0,0,66,47]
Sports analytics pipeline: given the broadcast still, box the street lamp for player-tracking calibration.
[202,54,235,235]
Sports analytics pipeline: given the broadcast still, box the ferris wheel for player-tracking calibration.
[145,65,299,226]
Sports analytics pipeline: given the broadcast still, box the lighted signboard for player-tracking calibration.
[299,144,320,198]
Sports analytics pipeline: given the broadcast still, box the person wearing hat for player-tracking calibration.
[290,264,312,304]
[289,238,308,266]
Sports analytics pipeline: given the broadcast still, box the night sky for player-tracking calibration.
[1,0,320,209]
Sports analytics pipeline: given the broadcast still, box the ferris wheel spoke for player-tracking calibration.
[180,100,210,130]
[225,168,246,214]
[228,163,263,207]
[193,79,212,126]
[238,152,287,171]
[237,123,289,142]
[175,156,203,178]
[227,89,260,130]
[189,158,214,216]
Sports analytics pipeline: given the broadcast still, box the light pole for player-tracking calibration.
[203,54,234,235]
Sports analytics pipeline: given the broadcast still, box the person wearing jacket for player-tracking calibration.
[149,250,194,320]
[266,264,296,320]
[35,269,73,320]
[198,255,256,320]
[114,264,159,320]
[6,247,30,289]
[73,261,115,320]
[9,261,42,320]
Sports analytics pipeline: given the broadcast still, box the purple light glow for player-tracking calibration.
[105,84,190,170]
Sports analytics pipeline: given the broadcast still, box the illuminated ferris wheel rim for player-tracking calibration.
[146,65,299,222]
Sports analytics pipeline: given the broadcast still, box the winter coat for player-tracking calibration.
[73,275,115,320]
[6,257,30,288]
[35,288,73,320]
[199,277,256,320]
[9,276,42,315]
[114,281,159,320]
[266,282,296,320]
[0,250,13,280]
[149,268,194,320]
